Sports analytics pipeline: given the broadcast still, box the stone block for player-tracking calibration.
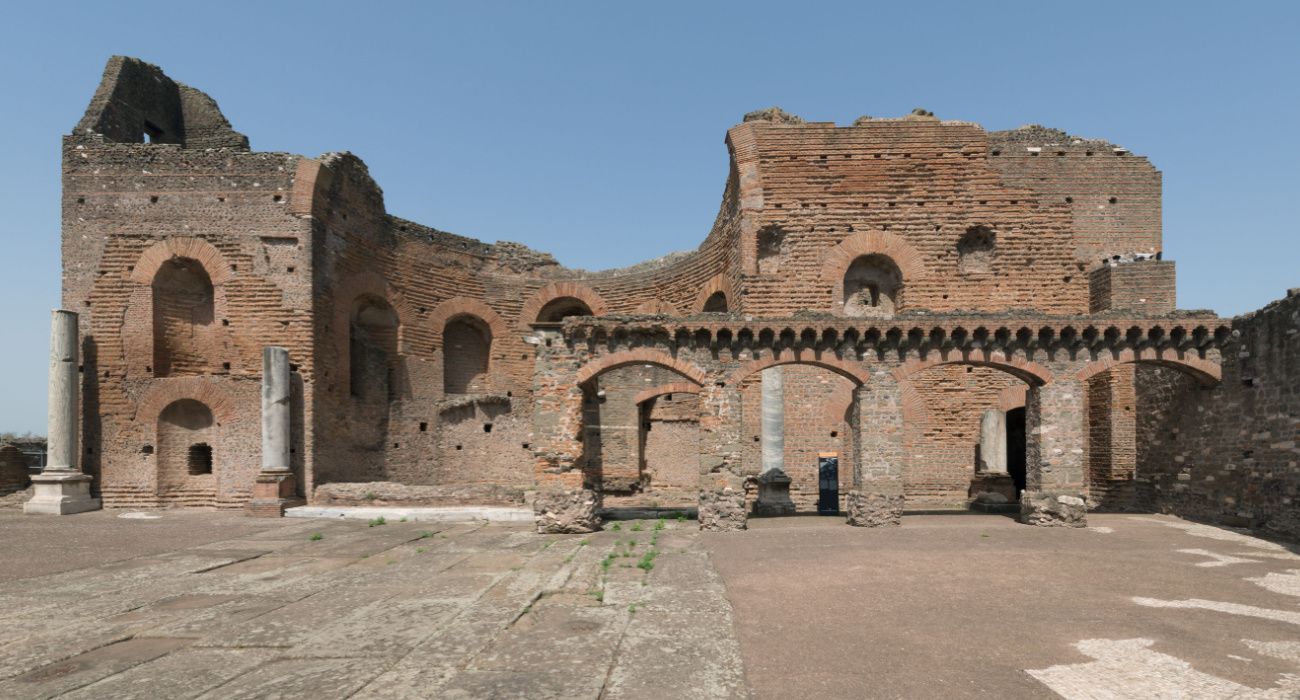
[699,488,747,531]
[845,489,903,527]
[534,488,602,534]
[1019,490,1088,528]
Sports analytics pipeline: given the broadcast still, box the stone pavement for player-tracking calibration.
[706,513,1300,699]
[0,508,744,699]
[5,507,1300,699]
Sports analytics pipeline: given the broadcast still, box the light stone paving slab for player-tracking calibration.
[286,505,533,523]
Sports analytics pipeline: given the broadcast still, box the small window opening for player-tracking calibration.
[143,121,164,144]
[419,422,428,432]
[187,443,213,475]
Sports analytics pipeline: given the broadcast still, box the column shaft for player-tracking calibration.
[261,347,291,472]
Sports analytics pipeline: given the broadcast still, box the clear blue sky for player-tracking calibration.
[0,1,1296,434]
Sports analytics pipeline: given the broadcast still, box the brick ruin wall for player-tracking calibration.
[1135,292,1300,538]
[61,58,1292,520]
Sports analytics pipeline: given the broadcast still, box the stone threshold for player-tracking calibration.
[285,505,533,523]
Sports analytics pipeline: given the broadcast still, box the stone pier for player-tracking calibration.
[246,347,303,517]
[25,310,100,515]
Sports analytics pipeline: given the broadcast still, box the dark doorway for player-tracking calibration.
[817,453,839,514]
[1006,407,1027,497]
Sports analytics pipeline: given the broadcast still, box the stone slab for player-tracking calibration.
[285,505,533,523]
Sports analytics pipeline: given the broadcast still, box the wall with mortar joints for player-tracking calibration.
[1138,292,1300,538]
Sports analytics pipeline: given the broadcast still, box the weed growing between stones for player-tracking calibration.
[637,550,659,572]
[611,523,622,531]
[654,518,665,531]
[368,516,386,527]
[418,531,434,539]
[631,521,643,532]
[309,533,323,541]
[364,492,377,501]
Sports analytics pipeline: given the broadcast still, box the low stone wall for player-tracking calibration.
[314,481,527,507]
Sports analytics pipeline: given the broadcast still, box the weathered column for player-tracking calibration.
[25,310,100,515]
[531,329,601,533]
[753,366,795,516]
[698,378,748,531]
[1020,378,1088,527]
[977,409,1007,473]
[846,370,904,527]
[247,347,303,517]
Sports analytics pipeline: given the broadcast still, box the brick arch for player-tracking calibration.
[1076,349,1220,386]
[893,355,1054,387]
[634,382,703,406]
[996,384,1028,412]
[820,231,927,305]
[133,379,239,426]
[334,271,416,354]
[727,353,871,388]
[520,282,609,330]
[693,274,732,313]
[129,237,233,286]
[575,350,708,387]
[428,297,507,350]
[634,298,680,315]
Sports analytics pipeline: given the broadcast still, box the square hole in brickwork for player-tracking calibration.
[287,267,295,273]
[218,196,226,202]
[142,444,153,455]
[77,197,85,204]
[522,442,530,449]
[455,444,462,450]
[393,443,400,448]
[273,195,283,203]
[222,319,230,327]
[1109,197,1118,203]
[830,431,838,438]
[222,362,231,371]
[483,424,492,433]
[150,196,159,204]
[419,422,428,432]
[187,444,212,475]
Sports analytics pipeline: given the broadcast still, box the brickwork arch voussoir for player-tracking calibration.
[519,282,609,330]
[428,297,508,350]
[129,237,233,285]
[133,378,239,426]
[820,231,927,292]
[575,350,708,387]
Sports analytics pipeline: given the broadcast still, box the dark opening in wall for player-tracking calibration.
[142,444,154,455]
[419,422,428,432]
[843,254,902,317]
[143,120,164,144]
[187,443,213,475]
[483,424,492,433]
[703,291,728,313]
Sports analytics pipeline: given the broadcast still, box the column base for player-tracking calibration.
[845,489,903,527]
[534,487,602,534]
[1019,490,1088,528]
[699,488,747,531]
[245,471,305,518]
[24,471,101,515]
[752,469,796,517]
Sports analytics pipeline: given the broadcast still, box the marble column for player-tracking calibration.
[246,347,304,517]
[978,409,1007,473]
[25,310,101,514]
[753,366,795,516]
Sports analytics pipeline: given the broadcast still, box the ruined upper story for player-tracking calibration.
[64,56,1180,332]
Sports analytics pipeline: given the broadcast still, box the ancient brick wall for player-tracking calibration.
[904,365,1024,507]
[1086,365,1138,509]
[730,115,1090,317]
[740,366,856,511]
[988,126,1161,265]
[1089,260,1177,314]
[65,57,1217,516]
[64,119,314,506]
[1138,292,1300,538]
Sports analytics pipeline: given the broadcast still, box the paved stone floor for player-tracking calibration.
[707,513,1300,699]
[3,506,1300,699]
[0,507,743,699]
